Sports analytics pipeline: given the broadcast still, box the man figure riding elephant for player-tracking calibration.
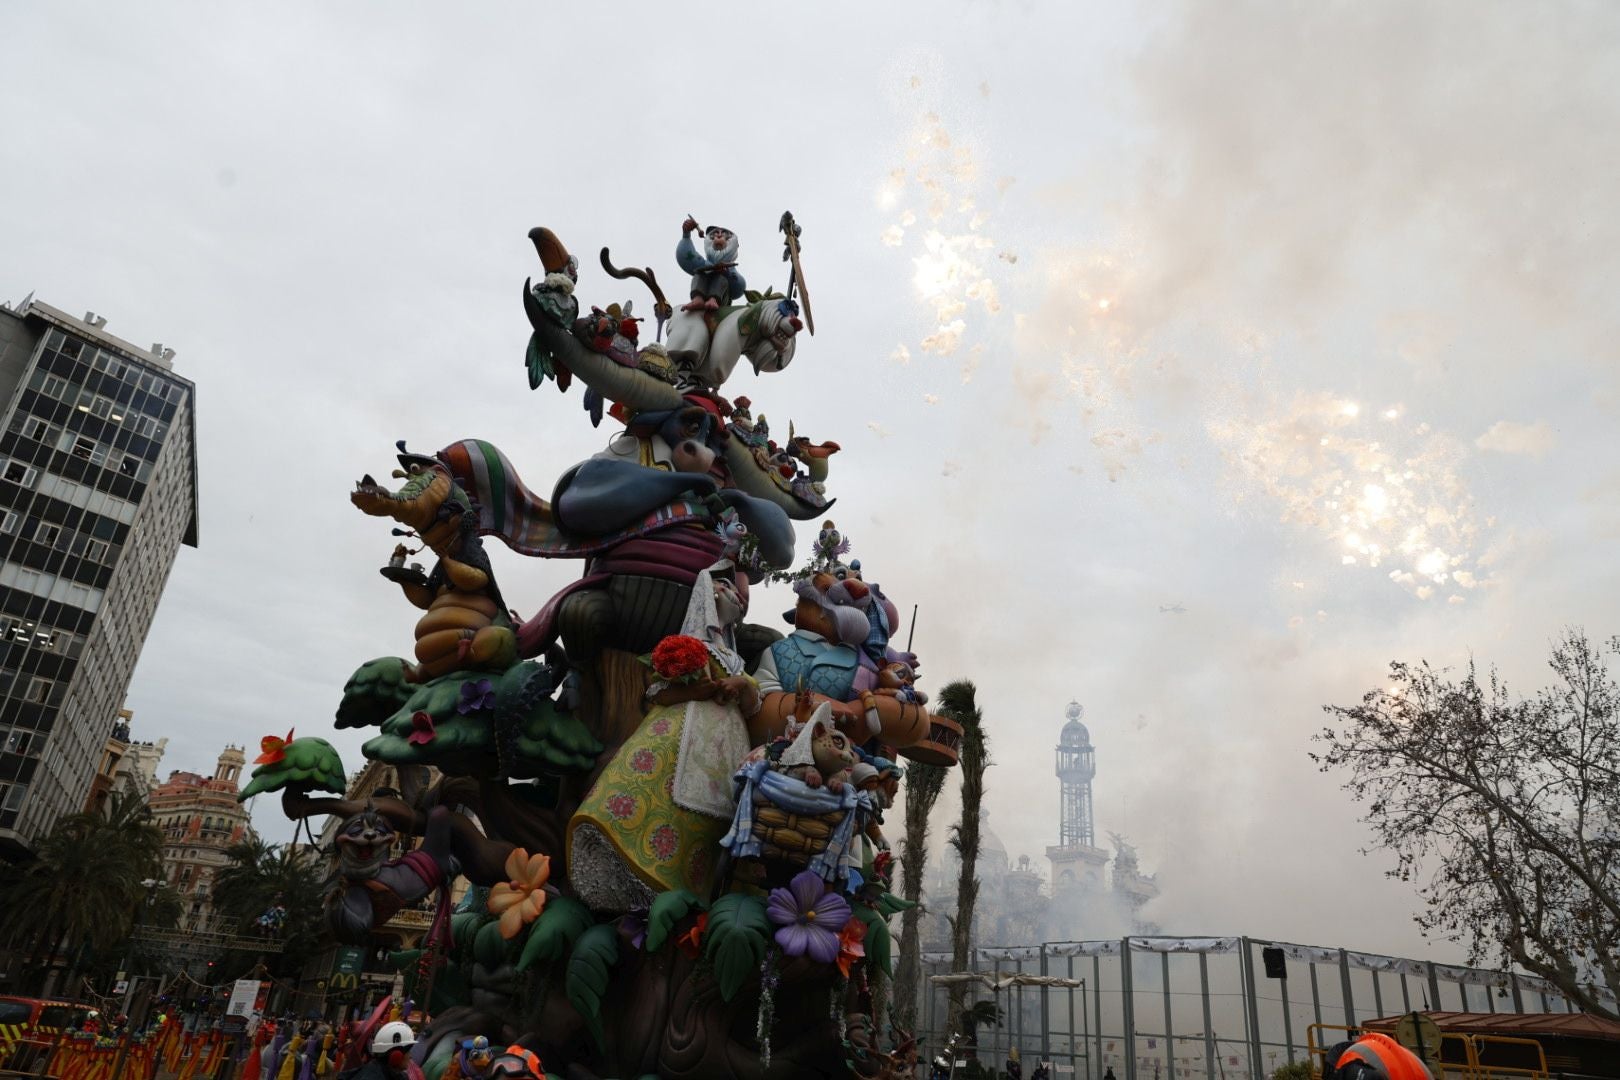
[677,216,746,312]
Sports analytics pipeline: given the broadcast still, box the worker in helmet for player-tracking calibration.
[341,1021,418,1080]
[1322,1031,1433,1080]
[486,1046,545,1080]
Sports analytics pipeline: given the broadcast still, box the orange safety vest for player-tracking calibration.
[1335,1032,1431,1080]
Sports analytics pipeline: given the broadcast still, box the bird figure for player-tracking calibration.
[524,262,580,393]
[787,422,841,465]
[573,302,641,367]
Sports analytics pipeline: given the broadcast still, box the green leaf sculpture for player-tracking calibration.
[565,923,620,1051]
[518,896,593,971]
[388,948,469,1014]
[644,889,705,953]
[361,662,601,778]
[703,893,769,1002]
[450,909,488,953]
[238,737,346,800]
[336,656,414,729]
[421,1039,456,1080]
[474,919,512,970]
[874,890,916,918]
[852,903,894,976]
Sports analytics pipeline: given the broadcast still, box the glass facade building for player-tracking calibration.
[0,299,197,856]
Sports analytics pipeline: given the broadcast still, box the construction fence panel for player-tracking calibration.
[911,936,1589,1080]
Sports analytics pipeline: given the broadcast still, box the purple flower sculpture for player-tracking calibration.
[618,908,648,950]
[765,869,851,964]
[458,678,496,715]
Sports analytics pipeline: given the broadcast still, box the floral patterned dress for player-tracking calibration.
[567,656,750,907]
[568,564,757,910]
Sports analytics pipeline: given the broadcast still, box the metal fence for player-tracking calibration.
[915,937,1617,1080]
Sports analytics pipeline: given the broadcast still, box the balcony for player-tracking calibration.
[385,907,436,930]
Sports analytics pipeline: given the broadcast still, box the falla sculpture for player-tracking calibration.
[241,214,958,1080]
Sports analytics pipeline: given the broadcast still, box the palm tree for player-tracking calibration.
[211,839,329,978]
[0,791,166,993]
[961,998,1002,1043]
[893,758,947,1036]
[210,837,278,917]
[940,679,989,1039]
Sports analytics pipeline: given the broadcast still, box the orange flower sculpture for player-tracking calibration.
[487,848,550,939]
[836,916,867,978]
[677,912,708,959]
[255,729,294,765]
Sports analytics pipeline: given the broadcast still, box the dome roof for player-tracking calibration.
[1060,701,1090,746]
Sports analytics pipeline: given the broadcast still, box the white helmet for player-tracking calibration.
[371,1021,417,1055]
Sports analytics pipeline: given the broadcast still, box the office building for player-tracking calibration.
[0,298,198,857]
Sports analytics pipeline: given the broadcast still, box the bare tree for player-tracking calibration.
[1314,629,1620,1017]
[894,758,947,1035]
[941,680,990,1036]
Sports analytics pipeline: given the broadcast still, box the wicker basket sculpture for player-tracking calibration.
[749,796,848,865]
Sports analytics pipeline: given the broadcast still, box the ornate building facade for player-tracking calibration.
[148,746,254,932]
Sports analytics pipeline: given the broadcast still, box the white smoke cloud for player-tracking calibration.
[1476,419,1556,458]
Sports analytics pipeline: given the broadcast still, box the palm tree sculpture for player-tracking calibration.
[940,680,989,1041]
[893,758,947,1036]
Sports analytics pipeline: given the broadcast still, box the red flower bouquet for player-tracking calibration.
[644,634,714,684]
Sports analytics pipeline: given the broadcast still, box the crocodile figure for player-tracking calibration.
[352,446,517,682]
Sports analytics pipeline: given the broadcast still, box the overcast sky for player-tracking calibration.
[5,2,1618,964]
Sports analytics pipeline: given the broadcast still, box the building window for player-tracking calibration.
[5,731,31,756]
[24,677,52,704]
[40,375,68,399]
[35,523,60,547]
[0,512,17,534]
[83,539,109,564]
[118,455,140,478]
[3,462,37,487]
[72,437,97,460]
